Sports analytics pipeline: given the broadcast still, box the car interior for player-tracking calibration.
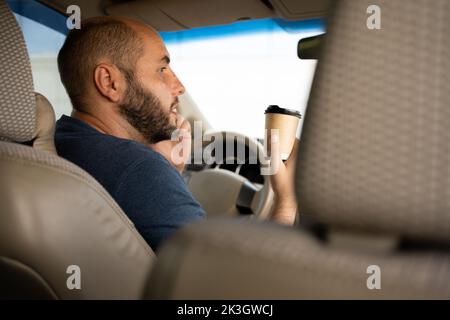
[1,0,450,300]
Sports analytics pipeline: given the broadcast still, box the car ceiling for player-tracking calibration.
[39,0,330,31]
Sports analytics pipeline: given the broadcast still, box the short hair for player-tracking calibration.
[57,17,144,111]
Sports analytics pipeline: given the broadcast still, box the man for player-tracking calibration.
[55,17,298,251]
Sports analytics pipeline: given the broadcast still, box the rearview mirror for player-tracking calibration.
[298,34,324,59]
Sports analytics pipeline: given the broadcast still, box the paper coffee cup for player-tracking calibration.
[265,105,301,160]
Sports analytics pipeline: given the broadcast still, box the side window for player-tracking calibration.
[13,2,71,119]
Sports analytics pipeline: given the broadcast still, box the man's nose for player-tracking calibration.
[171,71,185,96]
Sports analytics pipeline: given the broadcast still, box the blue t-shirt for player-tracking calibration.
[54,115,206,251]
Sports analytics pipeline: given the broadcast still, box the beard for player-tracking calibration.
[118,69,177,144]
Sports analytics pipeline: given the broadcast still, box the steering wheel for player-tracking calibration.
[182,131,273,220]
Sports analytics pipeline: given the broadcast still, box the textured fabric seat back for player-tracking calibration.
[0,1,35,143]
[296,0,450,243]
[0,0,155,299]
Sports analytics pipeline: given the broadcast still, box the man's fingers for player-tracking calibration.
[175,113,189,129]
[182,118,191,131]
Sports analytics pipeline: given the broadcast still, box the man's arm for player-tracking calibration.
[269,138,300,226]
[114,154,205,251]
[151,116,300,227]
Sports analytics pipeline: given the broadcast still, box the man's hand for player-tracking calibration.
[149,114,192,174]
[269,135,300,225]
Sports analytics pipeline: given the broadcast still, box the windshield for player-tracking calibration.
[161,18,325,139]
[12,0,324,139]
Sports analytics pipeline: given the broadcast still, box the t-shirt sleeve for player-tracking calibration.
[114,155,206,251]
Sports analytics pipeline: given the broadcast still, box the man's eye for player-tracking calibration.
[159,67,167,72]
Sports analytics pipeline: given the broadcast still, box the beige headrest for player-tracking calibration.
[0,1,36,142]
[295,0,450,243]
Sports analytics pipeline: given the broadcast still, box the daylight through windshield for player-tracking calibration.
[162,18,325,138]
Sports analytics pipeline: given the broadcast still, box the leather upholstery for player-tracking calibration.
[146,219,450,299]
[0,142,156,299]
[0,0,156,299]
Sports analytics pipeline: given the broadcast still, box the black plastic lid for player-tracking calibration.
[264,105,302,119]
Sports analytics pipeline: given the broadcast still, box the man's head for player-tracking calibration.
[57,16,185,144]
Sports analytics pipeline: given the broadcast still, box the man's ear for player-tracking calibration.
[93,63,125,103]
